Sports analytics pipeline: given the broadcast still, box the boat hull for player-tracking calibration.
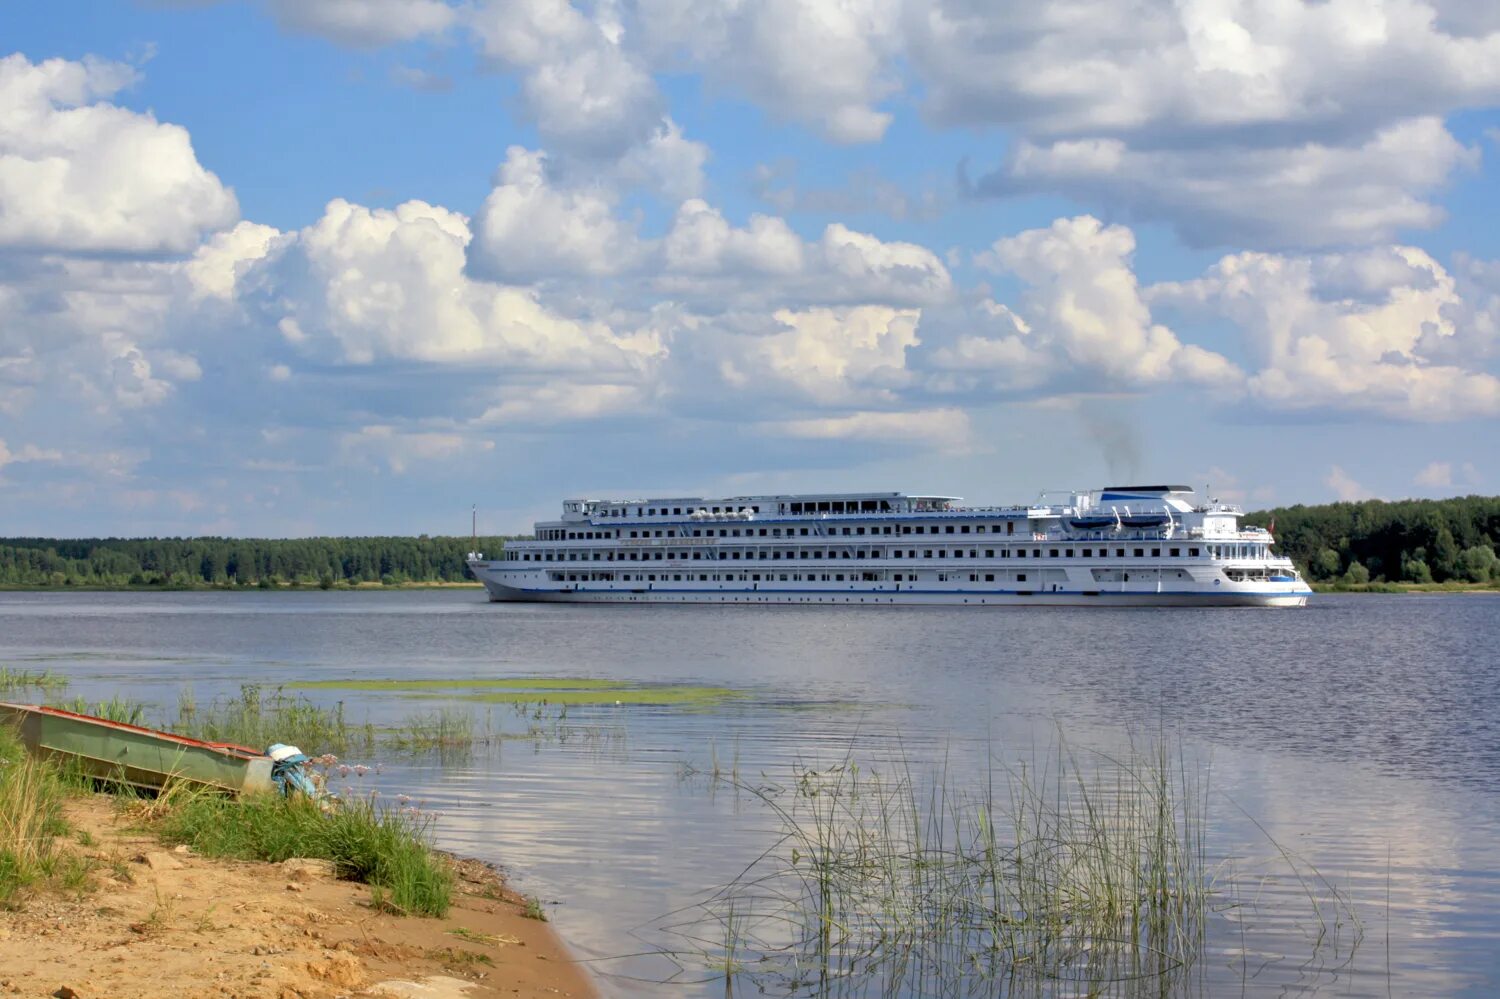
[0,702,274,795]
[471,569,1309,608]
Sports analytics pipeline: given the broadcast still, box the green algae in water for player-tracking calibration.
[291,676,744,707]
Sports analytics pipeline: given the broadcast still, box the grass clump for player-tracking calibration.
[0,667,69,694]
[172,684,375,756]
[155,791,453,917]
[0,725,80,907]
[52,695,148,726]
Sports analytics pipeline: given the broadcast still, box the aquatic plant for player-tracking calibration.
[388,708,480,753]
[649,738,1359,997]
[0,667,69,694]
[292,675,744,707]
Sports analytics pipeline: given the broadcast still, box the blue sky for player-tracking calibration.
[2,0,1499,536]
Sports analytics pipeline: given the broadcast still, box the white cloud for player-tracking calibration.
[185,221,284,300]
[769,407,973,453]
[267,0,456,46]
[0,438,63,470]
[477,382,648,425]
[706,305,920,406]
[984,117,1476,248]
[1151,244,1500,420]
[340,424,493,474]
[974,216,1241,385]
[1325,465,1373,502]
[0,54,238,254]
[1415,460,1452,487]
[608,118,707,202]
[251,195,660,371]
[470,146,643,281]
[655,201,952,308]
[909,0,1500,140]
[468,0,660,157]
[636,0,900,142]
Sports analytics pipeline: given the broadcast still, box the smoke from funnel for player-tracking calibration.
[1076,401,1142,483]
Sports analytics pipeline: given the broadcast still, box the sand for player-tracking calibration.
[0,797,597,999]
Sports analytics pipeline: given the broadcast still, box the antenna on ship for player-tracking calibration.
[471,504,477,548]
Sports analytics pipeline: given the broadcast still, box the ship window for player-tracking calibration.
[977,525,986,533]
[1016,550,1025,558]
[924,550,933,558]
[798,528,807,535]
[961,526,971,534]
[836,574,845,581]
[648,574,656,581]
[894,573,903,581]
[1017,573,1027,582]
[1152,548,1161,557]
[700,574,708,581]
[760,528,768,536]
[1033,549,1041,558]
[753,574,761,581]
[902,526,911,534]
[732,529,740,537]
[970,550,977,558]
[986,550,995,558]
[1065,549,1073,558]
[856,527,865,535]
[985,574,995,582]
[1189,547,1199,556]
[1134,548,1144,558]
[674,508,681,515]
[946,526,955,534]
[780,574,788,581]
[1117,548,1126,557]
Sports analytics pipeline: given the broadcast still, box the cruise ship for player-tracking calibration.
[467,486,1310,607]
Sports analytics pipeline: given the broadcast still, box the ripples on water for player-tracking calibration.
[1,591,1498,995]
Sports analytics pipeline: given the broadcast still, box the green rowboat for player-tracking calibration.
[0,701,274,795]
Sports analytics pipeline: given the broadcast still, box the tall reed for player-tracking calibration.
[651,738,1288,996]
[172,684,375,755]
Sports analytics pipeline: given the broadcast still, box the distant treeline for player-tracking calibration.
[0,536,514,588]
[1243,495,1500,584]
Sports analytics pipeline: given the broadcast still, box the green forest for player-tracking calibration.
[3,493,1499,589]
[1243,495,1500,585]
[0,536,512,588]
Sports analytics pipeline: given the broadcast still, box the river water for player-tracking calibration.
[2,590,1497,995]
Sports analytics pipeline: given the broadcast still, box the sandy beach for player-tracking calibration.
[0,796,596,999]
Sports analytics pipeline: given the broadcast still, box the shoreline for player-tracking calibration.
[0,793,597,999]
[0,581,485,592]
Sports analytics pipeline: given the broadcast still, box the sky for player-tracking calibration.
[2,0,1500,537]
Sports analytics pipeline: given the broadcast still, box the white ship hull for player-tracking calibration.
[469,567,1309,608]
